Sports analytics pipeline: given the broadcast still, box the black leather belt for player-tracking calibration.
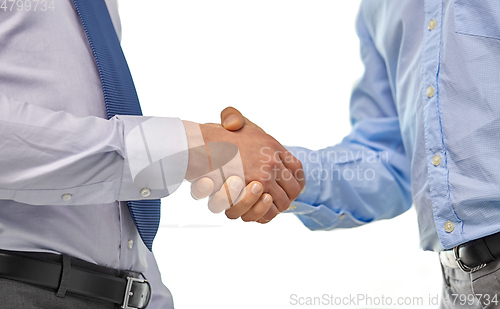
[452,231,500,272]
[0,251,151,308]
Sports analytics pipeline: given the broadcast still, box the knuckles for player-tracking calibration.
[287,159,303,174]
[288,182,302,201]
[274,195,291,213]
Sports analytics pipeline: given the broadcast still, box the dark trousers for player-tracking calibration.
[0,277,117,309]
[440,258,500,309]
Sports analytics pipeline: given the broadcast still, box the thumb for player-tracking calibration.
[221,106,263,132]
[221,106,246,131]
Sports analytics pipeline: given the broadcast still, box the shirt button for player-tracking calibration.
[426,86,435,98]
[288,205,297,210]
[432,155,441,166]
[140,188,151,197]
[339,213,346,219]
[444,221,454,233]
[127,240,134,249]
[62,194,72,201]
[428,19,436,30]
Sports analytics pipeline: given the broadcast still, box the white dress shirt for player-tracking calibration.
[0,1,187,307]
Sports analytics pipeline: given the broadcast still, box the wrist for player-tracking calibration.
[183,121,223,181]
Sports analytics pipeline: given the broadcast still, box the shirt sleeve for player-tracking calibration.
[0,92,188,205]
[284,7,412,230]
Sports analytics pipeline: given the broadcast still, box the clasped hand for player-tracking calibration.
[184,107,304,224]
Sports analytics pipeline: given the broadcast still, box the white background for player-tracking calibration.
[119,1,442,308]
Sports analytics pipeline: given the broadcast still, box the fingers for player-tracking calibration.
[190,177,215,200]
[207,176,245,213]
[266,180,292,212]
[256,204,280,224]
[280,150,305,191]
[249,152,303,224]
[240,194,274,222]
[226,181,265,219]
[221,107,245,131]
[275,161,302,202]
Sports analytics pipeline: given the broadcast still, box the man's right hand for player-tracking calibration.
[186,108,304,223]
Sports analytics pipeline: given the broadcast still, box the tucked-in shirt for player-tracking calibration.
[286,0,500,252]
[0,1,188,307]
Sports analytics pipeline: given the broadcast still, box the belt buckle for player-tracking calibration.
[121,277,150,309]
[453,245,486,273]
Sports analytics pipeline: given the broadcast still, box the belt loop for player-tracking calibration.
[56,254,72,298]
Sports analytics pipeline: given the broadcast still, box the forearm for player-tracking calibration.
[0,93,188,205]
[284,118,412,230]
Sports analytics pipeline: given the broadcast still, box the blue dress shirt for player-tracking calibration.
[286,0,500,252]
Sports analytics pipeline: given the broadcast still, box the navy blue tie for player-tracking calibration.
[72,0,160,251]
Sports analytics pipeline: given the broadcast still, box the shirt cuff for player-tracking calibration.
[283,146,322,212]
[292,203,370,230]
[117,116,188,201]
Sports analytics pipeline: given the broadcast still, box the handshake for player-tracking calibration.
[184,107,305,224]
